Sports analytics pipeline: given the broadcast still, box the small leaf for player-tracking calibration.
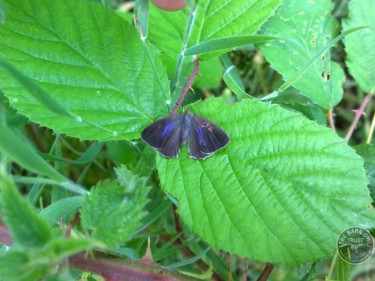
[0,251,48,281]
[223,66,250,101]
[157,98,374,265]
[0,237,97,281]
[258,0,345,109]
[343,0,375,93]
[81,166,150,247]
[47,237,102,260]
[0,172,53,248]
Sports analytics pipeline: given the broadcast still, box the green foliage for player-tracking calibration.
[81,166,150,247]
[0,0,373,279]
[148,0,281,97]
[259,0,345,109]
[355,144,375,202]
[343,0,375,94]
[0,172,53,248]
[0,0,170,141]
[157,98,373,265]
[0,123,64,182]
[0,173,99,281]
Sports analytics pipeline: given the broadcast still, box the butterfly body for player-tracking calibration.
[141,110,230,159]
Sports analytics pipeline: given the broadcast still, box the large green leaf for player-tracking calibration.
[157,98,373,265]
[0,0,170,141]
[343,0,375,94]
[258,0,345,109]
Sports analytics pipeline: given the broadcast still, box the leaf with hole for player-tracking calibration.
[258,0,345,109]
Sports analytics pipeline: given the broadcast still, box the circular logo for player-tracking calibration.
[337,226,374,264]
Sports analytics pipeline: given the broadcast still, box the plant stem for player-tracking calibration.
[328,107,336,133]
[345,94,372,141]
[172,56,199,114]
[0,222,196,281]
[257,263,274,281]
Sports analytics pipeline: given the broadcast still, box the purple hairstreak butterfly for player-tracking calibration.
[141,110,230,159]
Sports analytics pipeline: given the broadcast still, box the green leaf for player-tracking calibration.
[194,58,223,89]
[223,66,250,101]
[258,0,345,109]
[39,196,84,226]
[148,0,281,96]
[0,123,64,181]
[0,0,170,141]
[81,166,150,247]
[355,144,375,202]
[0,237,97,281]
[40,142,104,165]
[0,172,53,248]
[343,0,375,94]
[157,98,374,265]
[273,91,327,126]
[0,60,74,119]
[0,251,48,281]
[185,35,277,57]
[46,237,101,260]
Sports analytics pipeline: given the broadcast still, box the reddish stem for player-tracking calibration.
[171,57,200,114]
[65,212,80,238]
[0,222,195,281]
[328,108,336,133]
[345,94,372,141]
[257,263,274,281]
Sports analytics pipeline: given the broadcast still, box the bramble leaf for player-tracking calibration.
[157,98,374,265]
[81,166,150,247]
[0,0,170,141]
[343,0,375,94]
[258,0,345,108]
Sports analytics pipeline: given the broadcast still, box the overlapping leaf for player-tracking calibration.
[148,0,281,97]
[157,98,374,264]
[0,0,170,141]
[258,0,345,109]
[343,0,375,94]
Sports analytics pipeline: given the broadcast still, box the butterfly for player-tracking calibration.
[141,110,230,159]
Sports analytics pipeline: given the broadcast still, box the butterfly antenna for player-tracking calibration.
[172,56,200,115]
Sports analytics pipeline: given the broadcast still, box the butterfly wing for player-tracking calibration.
[189,115,230,159]
[141,114,183,158]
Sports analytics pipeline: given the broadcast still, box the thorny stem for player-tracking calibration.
[0,221,196,281]
[328,108,336,133]
[345,94,372,141]
[257,263,274,281]
[171,56,200,114]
